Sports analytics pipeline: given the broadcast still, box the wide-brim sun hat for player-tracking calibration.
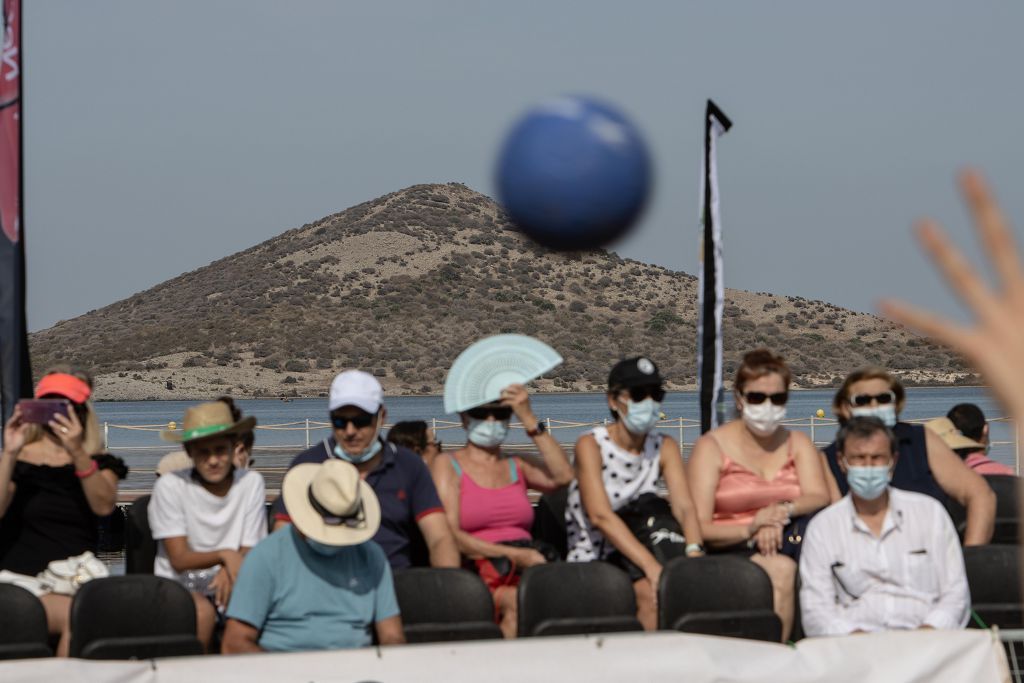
[283,461,381,546]
[160,401,257,444]
[924,417,984,451]
[443,334,563,414]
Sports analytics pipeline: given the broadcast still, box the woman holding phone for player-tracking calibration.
[0,368,128,655]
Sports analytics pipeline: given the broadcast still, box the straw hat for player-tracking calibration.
[283,460,381,546]
[160,401,257,444]
[924,417,984,451]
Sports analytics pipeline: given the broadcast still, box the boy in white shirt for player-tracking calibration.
[150,401,267,650]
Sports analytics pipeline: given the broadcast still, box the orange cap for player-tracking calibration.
[34,373,92,404]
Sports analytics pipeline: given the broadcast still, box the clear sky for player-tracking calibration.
[22,1,1024,332]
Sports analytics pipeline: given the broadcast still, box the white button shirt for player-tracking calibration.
[799,487,970,636]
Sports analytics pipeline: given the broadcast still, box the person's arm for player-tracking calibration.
[575,434,661,583]
[922,503,972,630]
[375,615,405,646]
[221,619,264,654]
[923,427,995,546]
[686,434,788,549]
[161,536,244,577]
[820,451,842,503]
[429,454,542,567]
[788,432,831,516]
[0,405,29,518]
[51,409,118,515]
[658,437,704,551]
[502,384,573,492]
[798,515,858,637]
[416,511,462,568]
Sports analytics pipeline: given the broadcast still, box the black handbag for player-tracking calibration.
[613,493,688,567]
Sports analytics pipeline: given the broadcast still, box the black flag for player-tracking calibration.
[0,0,31,426]
[696,100,731,434]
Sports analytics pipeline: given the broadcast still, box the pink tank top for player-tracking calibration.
[712,434,801,526]
[452,457,533,544]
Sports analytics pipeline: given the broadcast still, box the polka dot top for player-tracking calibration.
[565,425,663,563]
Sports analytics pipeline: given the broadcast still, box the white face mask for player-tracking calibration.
[850,404,897,427]
[742,401,786,438]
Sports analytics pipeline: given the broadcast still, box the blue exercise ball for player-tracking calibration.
[496,95,652,251]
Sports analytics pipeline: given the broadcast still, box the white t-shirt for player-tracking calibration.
[149,467,268,582]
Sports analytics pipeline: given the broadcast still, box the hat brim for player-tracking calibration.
[282,463,381,546]
[160,416,257,443]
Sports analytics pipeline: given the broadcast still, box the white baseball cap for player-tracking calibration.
[329,370,383,413]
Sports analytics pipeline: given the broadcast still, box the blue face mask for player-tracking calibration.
[846,465,891,500]
[466,418,509,448]
[850,404,897,427]
[333,416,384,464]
[306,539,344,557]
[622,398,661,435]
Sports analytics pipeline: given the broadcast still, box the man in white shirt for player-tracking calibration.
[799,417,970,636]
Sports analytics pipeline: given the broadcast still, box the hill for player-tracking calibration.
[29,183,973,400]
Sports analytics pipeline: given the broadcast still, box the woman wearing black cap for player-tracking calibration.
[565,357,704,631]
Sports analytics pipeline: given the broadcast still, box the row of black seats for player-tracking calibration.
[945,475,1021,544]
[1,544,1018,660]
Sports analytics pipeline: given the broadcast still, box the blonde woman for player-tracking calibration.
[0,369,127,655]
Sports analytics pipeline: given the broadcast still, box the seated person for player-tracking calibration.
[822,368,996,545]
[149,401,267,651]
[0,369,128,656]
[944,403,1014,476]
[800,417,969,636]
[387,420,443,467]
[431,383,573,638]
[222,460,404,653]
[271,370,459,570]
[688,349,829,642]
[568,357,705,632]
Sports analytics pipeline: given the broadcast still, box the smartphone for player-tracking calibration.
[17,399,71,424]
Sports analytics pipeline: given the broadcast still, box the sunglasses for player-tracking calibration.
[849,391,895,407]
[744,391,788,406]
[466,406,513,421]
[625,385,666,402]
[330,413,377,430]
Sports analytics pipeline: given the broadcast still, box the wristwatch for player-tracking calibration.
[685,543,704,555]
[525,421,547,438]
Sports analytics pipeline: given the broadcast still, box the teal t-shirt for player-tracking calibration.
[226,526,400,652]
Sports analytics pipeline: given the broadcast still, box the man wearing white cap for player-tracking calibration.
[271,370,459,569]
[222,459,404,652]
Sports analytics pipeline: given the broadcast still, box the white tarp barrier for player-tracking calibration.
[0,629,1010,683]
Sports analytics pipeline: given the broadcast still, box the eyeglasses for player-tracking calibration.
[849,391,895,407]
[330,413,377,430]
[743,391,788,406]
[466,406,513,421]
[626,385,666,402]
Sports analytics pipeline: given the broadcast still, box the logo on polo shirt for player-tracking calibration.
[396,489,407,501]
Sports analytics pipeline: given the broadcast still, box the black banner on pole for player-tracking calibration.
[696,100,731,434]
[0,0,32,426]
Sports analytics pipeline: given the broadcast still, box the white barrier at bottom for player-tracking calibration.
[0,629,1010,683]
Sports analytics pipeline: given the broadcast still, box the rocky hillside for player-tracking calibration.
[29,183,972,400]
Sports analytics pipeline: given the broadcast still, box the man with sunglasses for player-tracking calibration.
[800,417,969,636]
[270,370,459,570]
[822,367,995,546]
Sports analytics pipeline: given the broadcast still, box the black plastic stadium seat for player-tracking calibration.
[658,556,781,642]
[530,489,569,560]
[517,561,642,638]
[964,544,1022,629]
[946,475,1020,544]
[0,584,52,659]
[69,575,202,659]
[125,495,157,574]
[393,568,501,642]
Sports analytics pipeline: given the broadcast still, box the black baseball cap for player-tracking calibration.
[608,357,664,390]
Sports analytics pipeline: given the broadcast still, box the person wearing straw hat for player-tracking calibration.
[222,460,404,653]
[942,405,1014,476]
[270,370,459,570]
[149,401,266,651]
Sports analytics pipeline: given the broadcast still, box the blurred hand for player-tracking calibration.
[49,407,85,456]
[500,384,535,423]
[219,549,245,582]
[881,170,1024,419]
[209,569,233,609]
[511,547,547,568]
[749,503,789,536]
[2,406,30,456]
[754,524,783,557]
